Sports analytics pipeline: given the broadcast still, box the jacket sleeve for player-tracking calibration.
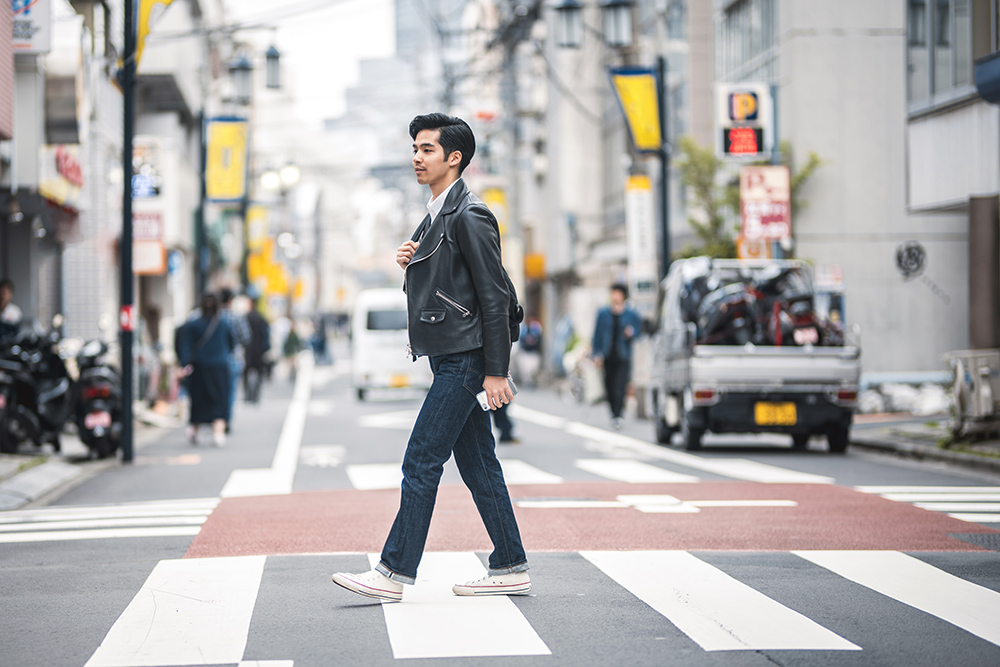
[592,309,608,359]
[455,203,511,376]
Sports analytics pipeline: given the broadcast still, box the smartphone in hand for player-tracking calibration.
[477,373,518,411]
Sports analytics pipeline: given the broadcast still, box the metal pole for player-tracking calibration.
[657,55,671,280]
[196,112,207,298]
[120,0,136,463]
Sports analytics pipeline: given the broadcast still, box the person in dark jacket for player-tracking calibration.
[332,113,528,602]
[179,293,234,447]
[242,295,270,404]
[592,282,644,429]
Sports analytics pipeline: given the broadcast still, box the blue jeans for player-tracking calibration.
[377,349,528,584]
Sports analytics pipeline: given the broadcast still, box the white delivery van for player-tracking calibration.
[351,288,433,400]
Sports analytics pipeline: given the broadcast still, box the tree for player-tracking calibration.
[675,136,823,259]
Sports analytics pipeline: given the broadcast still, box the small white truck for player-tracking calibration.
[649,258,861,453]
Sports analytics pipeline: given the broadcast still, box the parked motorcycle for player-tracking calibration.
[0,319,75,453]
[74,339,122,459]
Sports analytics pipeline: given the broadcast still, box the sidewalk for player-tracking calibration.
[0,403,174,510]
[850,413,1000,476]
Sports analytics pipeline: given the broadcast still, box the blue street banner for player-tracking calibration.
[205,118,249,203]
[609,67,662,154]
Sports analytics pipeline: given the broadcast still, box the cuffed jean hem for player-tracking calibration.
[488,561,530,577]
[376,561,416,586]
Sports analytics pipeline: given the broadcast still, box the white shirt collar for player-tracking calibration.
[426,178,460,222]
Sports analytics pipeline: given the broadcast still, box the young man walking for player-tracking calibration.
[592,282,643,429]
[332,113,529,602]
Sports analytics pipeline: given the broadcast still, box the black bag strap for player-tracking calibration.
[192,317,220,355]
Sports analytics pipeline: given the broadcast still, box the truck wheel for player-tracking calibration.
[681,413,703,451]
[652,390,676,445]
[791,433,810,450]
[826,426,849,453]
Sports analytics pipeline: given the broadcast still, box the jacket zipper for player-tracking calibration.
[405,234,444,269]
[435,289,471,317]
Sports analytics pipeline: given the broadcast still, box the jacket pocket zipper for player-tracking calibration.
[435,289,471,317]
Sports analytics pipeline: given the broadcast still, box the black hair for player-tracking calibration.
[409,113,476,175]
[611,282,629,299]
[219,287,235,304]
[0,279,12,291]
[201,293,220,319]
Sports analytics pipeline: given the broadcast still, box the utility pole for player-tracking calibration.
[120,0,136,463]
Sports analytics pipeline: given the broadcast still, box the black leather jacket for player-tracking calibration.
[405,179,512,376]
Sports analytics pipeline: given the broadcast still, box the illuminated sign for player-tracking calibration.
[724,127,763,156]
[716,82,773,159]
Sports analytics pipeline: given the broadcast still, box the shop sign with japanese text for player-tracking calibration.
[739,165,791,241]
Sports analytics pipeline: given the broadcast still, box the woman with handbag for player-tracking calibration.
[179,293,235,447]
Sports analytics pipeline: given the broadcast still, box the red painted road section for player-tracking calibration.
[184,482,999,559]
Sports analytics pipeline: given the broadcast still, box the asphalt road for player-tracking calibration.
[1,352,999,667]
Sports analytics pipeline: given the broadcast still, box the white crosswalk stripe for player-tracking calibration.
[0,498,218,544]
[83,550,1000,665]
[856,486,1000,523]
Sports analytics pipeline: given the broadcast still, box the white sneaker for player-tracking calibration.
[213,432,226,448]
[452,571,531,596]
[332,569,403,602]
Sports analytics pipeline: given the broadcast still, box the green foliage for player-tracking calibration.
[674,137,824,260]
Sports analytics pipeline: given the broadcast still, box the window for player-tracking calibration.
[716,0,776,82]
[908,0,986,110]
[367,310,408,331]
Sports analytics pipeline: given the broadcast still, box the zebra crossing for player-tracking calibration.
[0,498,218,544]
[856,486,1000,523]
[83,549,1000,665]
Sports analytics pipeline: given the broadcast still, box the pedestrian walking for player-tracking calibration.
[178,293,234,447]
[219,288,250,432]
[492,402,519,443]
[332,113,529,602]
[242,295,271,404]
[0,279,23,341]
[591,282,643,429]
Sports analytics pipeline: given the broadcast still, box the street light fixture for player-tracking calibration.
[228,54,254,105]
[600,0,633,49]
[265,45,281,89]
[553,0,583,49]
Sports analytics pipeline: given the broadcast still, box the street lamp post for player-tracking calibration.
[551,0,671,279]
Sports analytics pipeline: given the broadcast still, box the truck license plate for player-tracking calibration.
[389,374,410,388]
[755,402,797,425]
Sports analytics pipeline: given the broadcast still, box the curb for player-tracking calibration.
[0,460,84,510]
[850,436,1000,476]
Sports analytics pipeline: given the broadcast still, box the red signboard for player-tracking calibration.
[724,127,763,156]
[739,166,791,241]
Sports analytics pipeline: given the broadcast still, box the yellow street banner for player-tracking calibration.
[610,68,662,153]
[205,118,249,202]
[136,0,176,71]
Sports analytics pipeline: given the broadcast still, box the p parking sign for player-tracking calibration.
[716,83,773,159]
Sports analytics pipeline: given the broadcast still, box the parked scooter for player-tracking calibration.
[74,339,122,459]
[0,318,75,453]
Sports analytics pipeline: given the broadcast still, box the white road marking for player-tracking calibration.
[370,552,550,659]
[516,500,628,509]
[346,463,402,490]
[0,526,203,543]
[948,513,1000,523]
[499,459,564,485]
[575,458,699,483]
[222,355,313,498]
[582,551,859,651]
[915,502,1000,512]
[238,661,294,667]
[566,422,834,484]
[358,409,420,430]
[0,516,207,532]
[794,551,1000,648]
[299,444,346,468]
[307,400,335,415]
[855,486,1000,494]
[508,404,568,429]
[881,493,1000,502]
[85,556,266,667]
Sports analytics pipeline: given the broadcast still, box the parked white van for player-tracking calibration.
[351,288,432,400]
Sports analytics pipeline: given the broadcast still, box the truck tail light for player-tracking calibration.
[693,389,716,404]
[836,389,857,403]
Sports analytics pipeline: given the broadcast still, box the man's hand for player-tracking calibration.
[396,240,420,270]
[482,375,513,411]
